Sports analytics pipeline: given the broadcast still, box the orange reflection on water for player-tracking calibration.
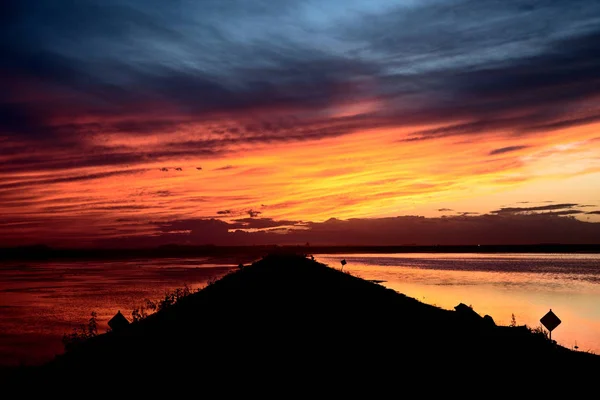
[315,253,600,355]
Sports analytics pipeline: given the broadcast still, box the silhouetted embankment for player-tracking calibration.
[4,253,600,394]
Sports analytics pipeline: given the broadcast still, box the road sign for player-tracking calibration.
[540,309,561,332]
[540,309,561,341]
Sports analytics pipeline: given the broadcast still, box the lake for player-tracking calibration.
[1,252,599,366]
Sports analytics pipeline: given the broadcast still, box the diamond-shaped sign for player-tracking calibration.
[340,259,347,271]
[540,309,561,332]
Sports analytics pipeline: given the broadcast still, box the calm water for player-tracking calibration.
[1,253,599,366]
[315,253,600,355]
[0,257,237,366]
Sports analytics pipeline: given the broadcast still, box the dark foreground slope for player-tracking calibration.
[6,253,600,393]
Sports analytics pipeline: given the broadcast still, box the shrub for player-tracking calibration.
[62,311,98,352]
[62,283,204,351]
[132,298,157,322]
[131,284,200,322]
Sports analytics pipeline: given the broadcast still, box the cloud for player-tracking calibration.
[489,146,529,156]
[215,165,235,171]
[6,210,600,248]
[438,208,453,212]
[230,217,301,230]
[0,147,189,174]
[133,213,600,247]
[0,168,149,191]
[492,203,581,214]
[540,210,584,216]
[158,218,231,236]
[3,0,600,161]
[94,205,151,211]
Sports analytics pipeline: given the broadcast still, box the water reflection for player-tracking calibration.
[0,258,237,366]
[314,253,600,355]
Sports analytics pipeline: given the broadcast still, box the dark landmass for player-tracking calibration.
[1,243,600,262]
[3,252,599,394]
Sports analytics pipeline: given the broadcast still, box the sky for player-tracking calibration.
[1,0,600,247]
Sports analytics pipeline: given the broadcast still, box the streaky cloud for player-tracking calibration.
[489,146,528,156]
[492,203,581,214]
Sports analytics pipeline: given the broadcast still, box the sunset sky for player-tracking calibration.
[2,0,600,247]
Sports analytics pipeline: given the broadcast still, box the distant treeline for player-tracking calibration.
[1,243,600,261]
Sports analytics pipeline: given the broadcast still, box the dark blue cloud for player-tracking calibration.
[2,0,600,155]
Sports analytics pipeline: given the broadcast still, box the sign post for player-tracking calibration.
[540,309,561,342]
